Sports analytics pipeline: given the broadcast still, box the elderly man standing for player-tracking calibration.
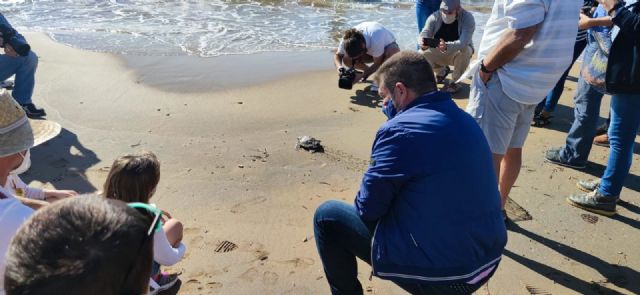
[314,51,507,295]
[0,89,60,294]
[465,0,581,219]
[420,0,475,93]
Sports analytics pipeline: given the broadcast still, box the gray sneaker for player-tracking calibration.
[544,147,586,169]
[566,190,618,217]
[576,180,599,192]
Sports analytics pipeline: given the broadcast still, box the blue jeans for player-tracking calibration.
[416,0,442,34]
[313,200,482,295]
[535,38,588,114]
[599,94,640,197]
[0,50,38,105]
[560,77,605,165]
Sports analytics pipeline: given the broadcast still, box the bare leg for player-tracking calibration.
[492,153,504,207]
[498,148,523,209]
[163,218,184,247]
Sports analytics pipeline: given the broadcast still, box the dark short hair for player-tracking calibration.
[343,28,366,58]
[4,195,154,295]
[374,51,437,96]
[103,151,160,204]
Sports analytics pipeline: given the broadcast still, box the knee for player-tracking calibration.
[164,218,184,237]
[24,51,38,70]
[313,200,344,228]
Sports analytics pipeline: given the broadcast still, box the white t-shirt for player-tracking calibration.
[153,229,186,266]
[472,0,581,104]
[337,22,396,58]
[0,187,34,295]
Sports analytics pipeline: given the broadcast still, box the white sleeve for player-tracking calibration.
[367,30,386,58]
[505,0,545,30]
[152,229,186,266]
[337,40,346,55]
[6,175,44,200]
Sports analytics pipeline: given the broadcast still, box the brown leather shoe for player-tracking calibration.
[593,134,609,147]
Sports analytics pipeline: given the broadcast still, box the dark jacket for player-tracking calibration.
[606,2,640,94]
[354,91,507,284]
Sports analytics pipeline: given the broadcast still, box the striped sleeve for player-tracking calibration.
[505,0,546,29]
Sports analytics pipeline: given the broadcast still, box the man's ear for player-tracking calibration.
[394,82,408,99]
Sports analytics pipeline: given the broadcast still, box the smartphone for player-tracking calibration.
[422,37,440,48]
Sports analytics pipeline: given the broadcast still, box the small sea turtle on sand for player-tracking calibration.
[296,136,324,153]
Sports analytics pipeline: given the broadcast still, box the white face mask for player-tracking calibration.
[442,12,457,24]
[10,150,31,175]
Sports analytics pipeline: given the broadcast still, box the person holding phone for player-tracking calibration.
[419,0,475,94]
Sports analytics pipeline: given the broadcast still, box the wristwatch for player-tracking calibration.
[480,60,495,74]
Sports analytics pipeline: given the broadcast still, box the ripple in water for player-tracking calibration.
[1,0,492,57]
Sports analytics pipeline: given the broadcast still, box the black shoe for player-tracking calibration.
[21,103,46,118]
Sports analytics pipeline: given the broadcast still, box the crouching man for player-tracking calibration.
[314,51,507,295]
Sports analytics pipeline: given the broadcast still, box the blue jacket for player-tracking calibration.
[355,91,507,284]
[0,13,27,45]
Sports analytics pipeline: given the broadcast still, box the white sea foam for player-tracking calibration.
[1,0,491,57]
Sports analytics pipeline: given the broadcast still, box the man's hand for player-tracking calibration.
[354,72,365,83]
[598,0,620,12]
[438,39,447,53]
[4,44,18,57]
[44,189,78,202]
[479,70,493,85]
[337,66,345,76]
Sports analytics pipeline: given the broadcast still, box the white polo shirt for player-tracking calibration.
[473,0,581,104]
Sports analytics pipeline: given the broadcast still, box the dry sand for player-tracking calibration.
[21,33,640,294]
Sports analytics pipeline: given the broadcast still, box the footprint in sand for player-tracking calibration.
[182,274,223,293]
[279,257,315,269]
[263,271,279,285]
[230,196,267,213]
[239,267,260,282]
[184,228,206,248]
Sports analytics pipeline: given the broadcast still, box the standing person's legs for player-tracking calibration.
[598,94,640,197]
[314,200,374,295]
[0,51,38,105]
[499,103,536,203]
[416,0,441,35]
[538,39,588,115]
[545,77,604,167]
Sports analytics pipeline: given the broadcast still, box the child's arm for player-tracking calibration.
[153,228,186,266]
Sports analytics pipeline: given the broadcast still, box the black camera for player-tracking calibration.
[0,24,30,56]
[338,67,357,90]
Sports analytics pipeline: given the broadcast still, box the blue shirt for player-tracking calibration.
[355,91,507,283]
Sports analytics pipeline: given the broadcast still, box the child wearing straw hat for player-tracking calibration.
[0,89,61,295]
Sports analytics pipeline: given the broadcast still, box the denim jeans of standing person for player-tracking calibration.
[0,50,38,105]
[416,0,442,45]
[535,38,588,115]
[559,76,605,165]
[598,94,640,197]
[314,200,487,295]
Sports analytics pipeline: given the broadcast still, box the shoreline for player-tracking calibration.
[20,32,640,295]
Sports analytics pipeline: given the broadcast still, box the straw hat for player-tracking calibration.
[0,89,61,157]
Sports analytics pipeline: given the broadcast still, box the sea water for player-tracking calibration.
[0,0,493,57]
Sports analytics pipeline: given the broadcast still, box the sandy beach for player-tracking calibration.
[21,32,640,294]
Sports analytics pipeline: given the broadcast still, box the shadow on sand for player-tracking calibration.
[23,128,101,194]
[507,222,639,294]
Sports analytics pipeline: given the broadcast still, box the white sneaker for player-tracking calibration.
[149,273,179,295]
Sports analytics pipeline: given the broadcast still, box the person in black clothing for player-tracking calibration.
[419,0,475,93]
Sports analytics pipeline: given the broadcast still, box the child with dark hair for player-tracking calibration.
[103,151,186,294]
[4,195,155,295]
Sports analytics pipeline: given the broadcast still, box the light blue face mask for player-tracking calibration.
[382,98,397,120]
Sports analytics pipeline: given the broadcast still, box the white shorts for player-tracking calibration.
[466,72,536,155]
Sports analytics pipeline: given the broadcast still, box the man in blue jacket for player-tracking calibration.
[313,51,507,295]
[0,13,45,118]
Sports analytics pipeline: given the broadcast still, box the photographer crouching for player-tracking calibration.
[0,13,45,118]
[333,22,400,90]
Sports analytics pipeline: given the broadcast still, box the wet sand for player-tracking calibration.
[22,32,640,294]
